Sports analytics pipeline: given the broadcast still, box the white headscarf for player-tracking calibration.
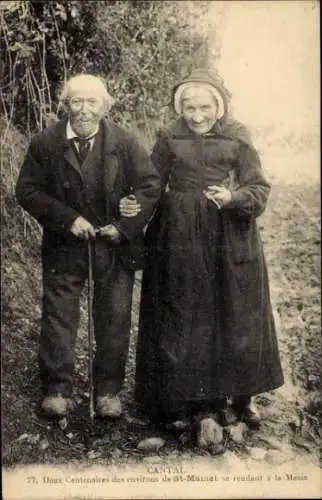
[174,82,225,119]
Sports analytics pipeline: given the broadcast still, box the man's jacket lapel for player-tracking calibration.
[52,119,84,179]
[63,142,84,179]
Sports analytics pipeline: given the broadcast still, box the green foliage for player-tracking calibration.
[0,0,214,359]
[0,0,212,371]
[0,117,42,332]
[1,0,213,138]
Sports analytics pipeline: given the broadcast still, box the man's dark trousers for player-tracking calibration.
[39,238,134,399]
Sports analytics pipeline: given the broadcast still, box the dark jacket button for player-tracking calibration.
[63,181,70,189]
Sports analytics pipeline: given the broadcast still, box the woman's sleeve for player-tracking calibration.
[226,141,271,219]
[151,132,173,192]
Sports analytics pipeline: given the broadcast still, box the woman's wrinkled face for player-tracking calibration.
[67,86,107,138]
[181,90,219,135]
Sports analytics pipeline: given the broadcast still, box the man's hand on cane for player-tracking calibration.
[70,194,142,242]
[70,216,96,239]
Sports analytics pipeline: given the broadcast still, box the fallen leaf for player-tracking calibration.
[87,450,102,460]
[16,433,40,444]
[111,448,123,459]
[228,422,247,444]
[93,435,110,447]
[39,438,50,451]
[17,433,30,442]
[258,436,283,450]
[123,413,149,427]
[29,434,40,444]
[58,418,68,430]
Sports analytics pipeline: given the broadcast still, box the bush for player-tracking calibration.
[0,0,215,401]
[0,0,214,337]
[1,0,213,140]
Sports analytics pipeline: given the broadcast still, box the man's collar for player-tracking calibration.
[66,121,100,140]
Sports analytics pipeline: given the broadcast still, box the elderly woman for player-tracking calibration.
[121,68,284,432]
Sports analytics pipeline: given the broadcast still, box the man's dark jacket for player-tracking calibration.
[15,118,161,271]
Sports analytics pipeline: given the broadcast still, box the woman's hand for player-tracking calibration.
[204,185,232,208]
[119,194,142,217]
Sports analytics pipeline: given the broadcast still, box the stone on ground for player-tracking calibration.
[137,437,165,452]
[227,422,248,444]
[197,418,223,449]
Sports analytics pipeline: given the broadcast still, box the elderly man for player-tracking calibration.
[16,74,160,419]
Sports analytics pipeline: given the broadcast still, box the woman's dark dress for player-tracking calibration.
[135,118,284,419]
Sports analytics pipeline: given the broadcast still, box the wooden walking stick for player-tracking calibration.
[87,239,95,423]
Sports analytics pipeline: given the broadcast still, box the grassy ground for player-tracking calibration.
[1,127,321,472]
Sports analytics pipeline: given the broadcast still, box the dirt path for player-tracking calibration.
[2,145,321,477]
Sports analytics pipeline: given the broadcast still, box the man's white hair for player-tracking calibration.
[60,74,115,109]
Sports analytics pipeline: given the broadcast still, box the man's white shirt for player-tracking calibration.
[66,121,99,152]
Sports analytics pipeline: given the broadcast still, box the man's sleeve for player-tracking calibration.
[113,134,161,242]
[15,137,80,231]
[150,132,174,190]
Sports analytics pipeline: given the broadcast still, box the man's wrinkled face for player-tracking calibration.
[181,90,219,135]
[67,86,107,138]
